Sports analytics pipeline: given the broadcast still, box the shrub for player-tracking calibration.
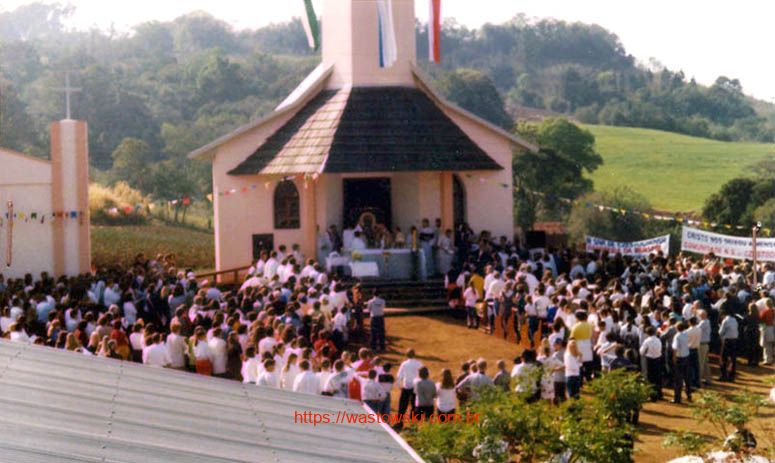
[89,182,150,225]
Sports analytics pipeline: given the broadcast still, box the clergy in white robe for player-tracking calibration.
[436,229,455,276]
[419,219,436,276]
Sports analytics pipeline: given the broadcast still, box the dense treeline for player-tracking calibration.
[1,4,773,200]
[422,15,775,142]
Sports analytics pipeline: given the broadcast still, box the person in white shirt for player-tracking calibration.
[241,346,260,384]
[65,307,81,332]
[280,353,300,390]
[126,322,145,362]
[317,359,333,391]
[258,329,278,357]
[639,326,663,400]
[564,339,583,399]
[323,360,351,397]
[362,369,387,413]
[293,360,321,395]
[396,349,423,416]
[208,328,228,376]
[329,284,348,313]
[143,334,171,367]
[463,281,480,329]
[257,359,279,388]
[350,231,367,251]
[165,325,187,369]
[8,323,32,343]
[485,272,505,334]
[436,368,458,415]
[263,252,280,279]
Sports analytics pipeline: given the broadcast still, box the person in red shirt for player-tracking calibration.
[348,348,373,401]
[109,320,130,360]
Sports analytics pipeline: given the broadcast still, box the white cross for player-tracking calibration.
[54,71,81,120]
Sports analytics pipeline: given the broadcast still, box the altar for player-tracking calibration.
[326,248,427,280]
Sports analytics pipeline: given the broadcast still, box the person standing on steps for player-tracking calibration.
[368,289,386,353]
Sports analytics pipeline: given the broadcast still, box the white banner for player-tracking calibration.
[681,226,775,261]
[585,234,670,257]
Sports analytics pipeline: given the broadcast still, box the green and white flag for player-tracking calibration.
[301,0,320,51]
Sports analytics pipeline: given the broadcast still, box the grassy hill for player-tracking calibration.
[92,224,214,271]
[584,125,775,212]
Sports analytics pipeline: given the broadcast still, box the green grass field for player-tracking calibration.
[584,125,775,212]
[92,223,214,270]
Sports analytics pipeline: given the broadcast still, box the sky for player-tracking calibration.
[2,0,773,101]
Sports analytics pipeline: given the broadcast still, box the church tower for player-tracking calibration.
[322,0,416,88]
[50,119,91,276]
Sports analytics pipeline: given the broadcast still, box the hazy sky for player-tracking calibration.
[2,0,772,101]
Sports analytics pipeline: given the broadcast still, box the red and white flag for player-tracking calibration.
[428,0,441,63]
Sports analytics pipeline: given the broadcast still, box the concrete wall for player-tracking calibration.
[442,109,516,240]
[323,0,416,88]
[0,149,54,278]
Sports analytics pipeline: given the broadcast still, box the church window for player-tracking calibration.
[274,180,300,229]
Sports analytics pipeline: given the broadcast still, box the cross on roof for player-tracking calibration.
[53,71,81,120]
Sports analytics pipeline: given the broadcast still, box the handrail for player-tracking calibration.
[196,265,252,285]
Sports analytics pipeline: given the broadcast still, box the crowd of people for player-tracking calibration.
[1,226,775,427]
[444,242,775,407]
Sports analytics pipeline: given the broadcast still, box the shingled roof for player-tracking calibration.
[228,86,503,175]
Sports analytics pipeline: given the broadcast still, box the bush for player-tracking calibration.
[566,186,670,242]
[89,182,151,226]
[405,371,649,463]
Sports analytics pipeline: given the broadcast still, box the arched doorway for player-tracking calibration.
[453,174,466,227]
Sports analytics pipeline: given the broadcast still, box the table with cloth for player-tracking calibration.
[325,249,427,280]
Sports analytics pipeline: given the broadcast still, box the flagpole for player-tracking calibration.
[752,222,761,287]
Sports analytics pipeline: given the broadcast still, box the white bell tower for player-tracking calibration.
[322,0,417,88]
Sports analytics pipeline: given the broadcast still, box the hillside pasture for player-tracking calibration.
[585,125,775,212]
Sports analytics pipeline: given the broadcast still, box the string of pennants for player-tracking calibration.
[460,173,766,235]
[212,173,319,201]
[211,171,768,235]
[0,210,85,226]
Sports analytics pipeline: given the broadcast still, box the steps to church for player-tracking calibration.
[358,278,448,310]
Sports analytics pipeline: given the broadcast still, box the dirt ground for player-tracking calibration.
[372,313,775,463]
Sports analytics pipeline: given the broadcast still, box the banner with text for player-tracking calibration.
[681,226,775,261]
[585,234,670,257]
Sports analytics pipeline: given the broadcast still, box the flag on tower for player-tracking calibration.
[377,0,398,68]
[301,0,320,51]
[428,0,441,63]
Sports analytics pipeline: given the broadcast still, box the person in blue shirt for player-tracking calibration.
[671,321,692,404]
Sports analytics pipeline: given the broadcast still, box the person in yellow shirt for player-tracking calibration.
[570,311,594,382]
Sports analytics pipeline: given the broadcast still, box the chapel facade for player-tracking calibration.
[190,0,535,273]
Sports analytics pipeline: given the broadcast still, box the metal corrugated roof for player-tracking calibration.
[0,340,422,463]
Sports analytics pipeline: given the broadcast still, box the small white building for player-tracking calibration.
[190,0,535,274]
[0,120,91,278]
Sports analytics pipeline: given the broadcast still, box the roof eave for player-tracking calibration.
[0,147,51,165]
[411,64,539,153]
[187,63,334,161]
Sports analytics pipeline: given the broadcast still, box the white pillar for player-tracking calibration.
[51,120,91,276]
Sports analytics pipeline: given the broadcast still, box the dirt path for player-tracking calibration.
[372,313,774,462]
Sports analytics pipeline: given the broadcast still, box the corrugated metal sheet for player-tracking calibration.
[0,340,422,463]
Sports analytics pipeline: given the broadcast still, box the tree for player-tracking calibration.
[0,80,42,154]
[702,178,757,232]
[435,68,513,130]
[513,118,603,230]
[110,138,155,193]
[566,186,661,242]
